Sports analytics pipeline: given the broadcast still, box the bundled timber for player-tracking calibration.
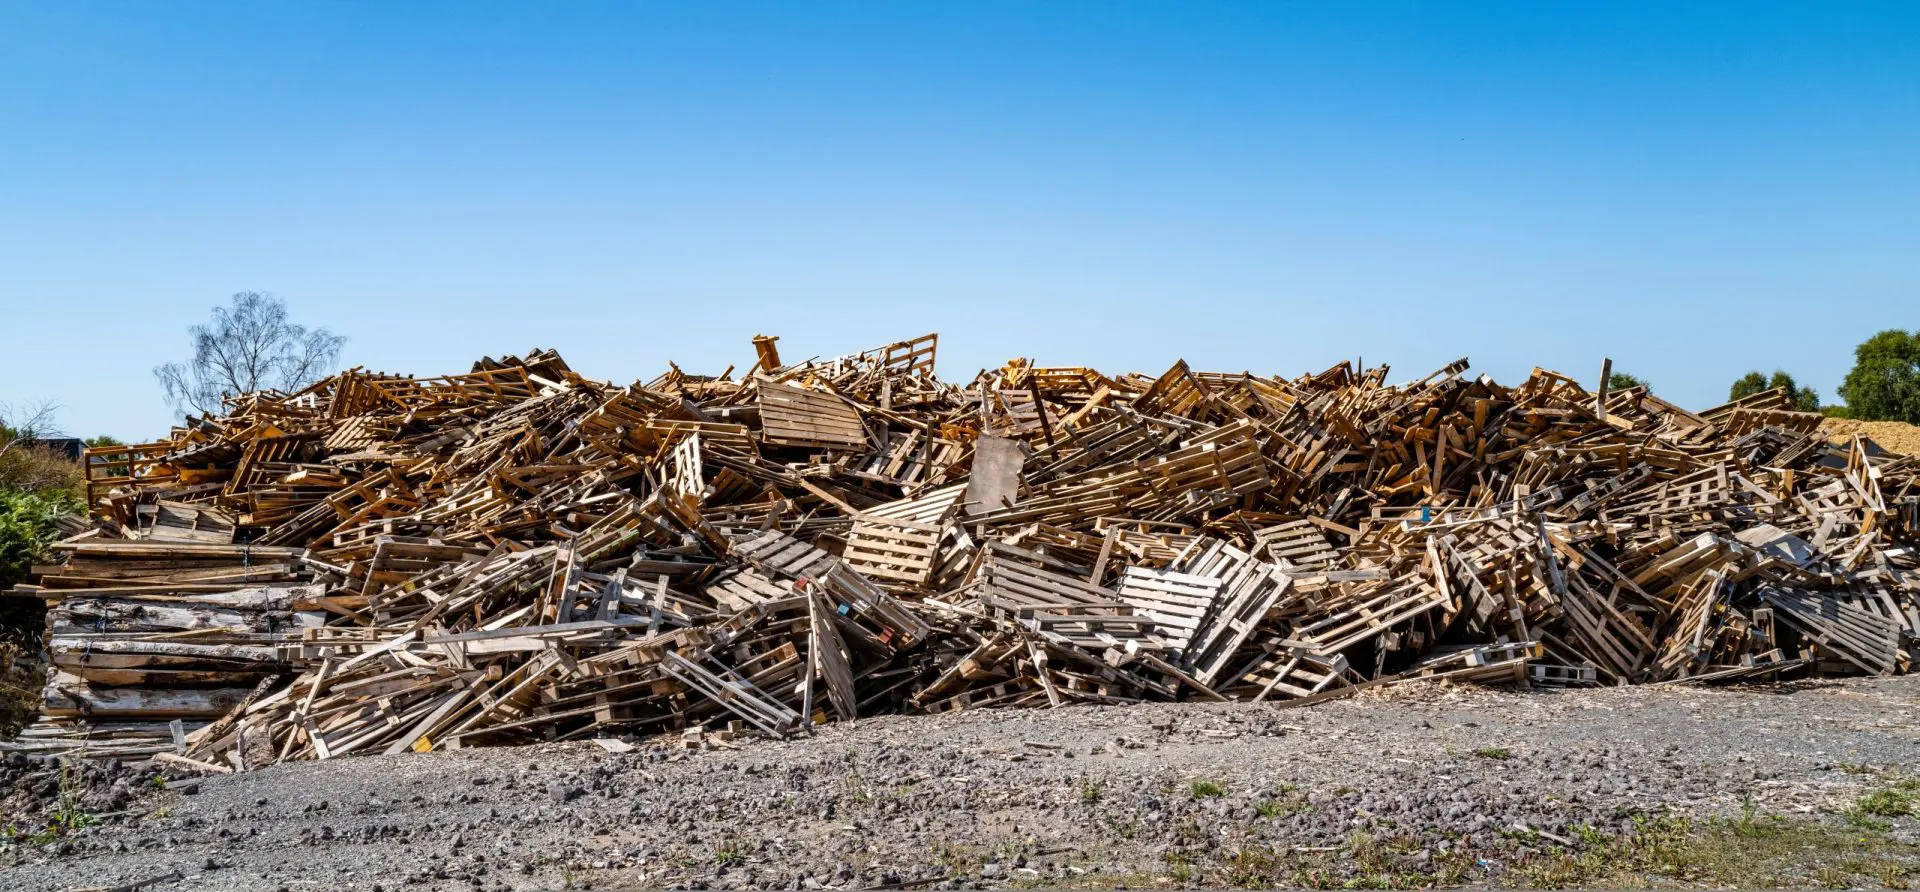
[6,333,1918,767]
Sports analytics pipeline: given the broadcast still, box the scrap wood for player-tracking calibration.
[4,331,1917,766]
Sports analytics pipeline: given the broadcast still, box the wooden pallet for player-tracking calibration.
[841,514,945,589]
[1290,578,1448,657]
[732,530,839,580]
[757,383,868,451]
[1759,585,1902,675]
[1253,520,1337,568]
[1116,566,1222,653]
[1179,540,1296,687]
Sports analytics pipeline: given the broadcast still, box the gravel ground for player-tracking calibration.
[4,676,1919,891]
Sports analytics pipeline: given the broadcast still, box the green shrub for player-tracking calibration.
[0,488,78,593]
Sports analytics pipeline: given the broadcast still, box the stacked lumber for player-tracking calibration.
[16,540,320,761]
[5,333,1917,767]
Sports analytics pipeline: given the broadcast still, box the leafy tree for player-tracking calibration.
[1607,372,1649,392]
[153,292,347,417]
[1837,330,1920,423]
[1728,371,1769,402]
[1770,371,1820,412]
[82,435,129,487]
[1730,370,1819,412]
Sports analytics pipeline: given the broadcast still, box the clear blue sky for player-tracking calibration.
[2,2,1915,440]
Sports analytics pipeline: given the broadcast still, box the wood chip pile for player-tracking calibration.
[6,333,1916,766]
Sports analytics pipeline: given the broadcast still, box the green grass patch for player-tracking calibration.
[1843,774,1919,831]
[1189,778,1226,799]
[1521,812,1920,889]
[1045,809,1920,889]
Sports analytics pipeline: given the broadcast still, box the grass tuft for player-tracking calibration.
[1189,778,1226,799]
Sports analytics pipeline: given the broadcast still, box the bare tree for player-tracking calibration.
[0,400,81,494]
[153,292,347,417]
[0,400,63,462]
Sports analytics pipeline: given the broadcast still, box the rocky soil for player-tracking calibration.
[5,676,1920,891]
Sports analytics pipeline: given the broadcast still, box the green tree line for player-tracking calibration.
[1723,328,1920,422]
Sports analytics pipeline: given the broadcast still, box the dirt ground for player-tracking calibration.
[1822,417,1920,455]
[4,676,1920,892]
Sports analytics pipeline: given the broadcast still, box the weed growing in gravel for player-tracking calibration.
[1569,822,1608,846]
[933,841,979,873]
[1323,831,1453,890]
[1346,830,1384,874]
[1734,791,1772,837]
[1078,776,1102,803]
[1846,811,1893,832]
[1136,804,1920,891]
[1253,783,1311,819]
[1517,815,1692,887]
[6,759,102,844]
[1519,810,1920,889]
[1859,778,1920,816]
[1189,778,1226,799]
[1162,851,1197,884]
[708,832,750,869]
[1473,746,1512,760]
[841,768,870,803]
[1841,775,1919,831]
[1167,816,1208,848]
[1221,844,1285,887]
[55,761,94,828]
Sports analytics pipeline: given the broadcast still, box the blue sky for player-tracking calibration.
[2,1,1915,440]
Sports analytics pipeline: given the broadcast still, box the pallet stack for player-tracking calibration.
[4,333,1916,767]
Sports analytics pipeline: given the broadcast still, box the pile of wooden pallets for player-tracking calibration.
[5,334,1916,767]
